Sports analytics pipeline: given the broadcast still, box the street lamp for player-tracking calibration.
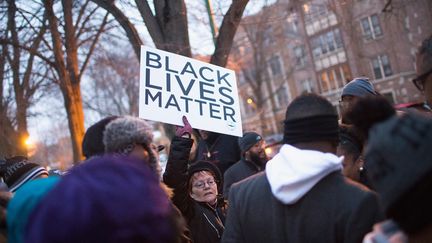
[24,136,34,147]
[246,98,257,109]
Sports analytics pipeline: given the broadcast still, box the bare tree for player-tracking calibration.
[0,0,54,157]
[43,0,109,163]
[91,0,249,67]
[230,1,297,135]
[84,42,139,116]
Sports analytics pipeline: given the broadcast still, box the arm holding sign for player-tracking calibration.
[163,116,194,218]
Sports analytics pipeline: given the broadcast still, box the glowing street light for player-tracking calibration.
[303,3,310,13]
[24,136,34,147]
[246,98,254,104]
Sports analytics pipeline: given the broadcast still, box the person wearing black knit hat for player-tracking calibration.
[82,116,119,159]
[164,116,227,243]
[223,132,267,198]
[222,94,382,243]
[363,113,432,242]
[0,156,49,193]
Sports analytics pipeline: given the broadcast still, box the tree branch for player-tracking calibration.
[79,12,109,79]
[91,0,143,59]
[211,0,249,67]
[74,0,90,29]
[134,0,164,48]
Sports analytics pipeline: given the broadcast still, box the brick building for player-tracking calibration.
[230,0,432,137]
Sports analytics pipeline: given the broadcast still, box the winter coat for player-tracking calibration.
[194,133,241,175]
[164,136,227,243]
[222,144,383,243]
[223,158,264,198]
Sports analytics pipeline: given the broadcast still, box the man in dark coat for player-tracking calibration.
[194,130,241,175]
[223,132,267,198]
[222,94,383,243]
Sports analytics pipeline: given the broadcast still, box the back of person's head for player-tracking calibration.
[344,96,396,139]
[82,116,119,159]
[25,155,179,243]
[7,176,60,243]
[341,77,377,98]
[365,113,432,237]
[0,156,49,193]
[103,116,159,174]
[283,93,339,147]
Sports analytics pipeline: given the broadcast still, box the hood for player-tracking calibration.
[266,144,343,204]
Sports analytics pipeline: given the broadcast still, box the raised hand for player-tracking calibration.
[175,116,193,138]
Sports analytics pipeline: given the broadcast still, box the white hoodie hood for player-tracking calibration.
[266,144,343,205]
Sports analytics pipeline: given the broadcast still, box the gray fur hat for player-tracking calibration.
[103,116,154,154]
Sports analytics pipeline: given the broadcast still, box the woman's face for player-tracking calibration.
[189,171,218,204]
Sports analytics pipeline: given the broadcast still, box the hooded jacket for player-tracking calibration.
[222,144,383,243]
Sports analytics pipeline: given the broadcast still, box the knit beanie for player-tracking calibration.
[341,77,377,98]
[0,156,49,193]
[82,116,119,158]
[238,132,263,154]
[365,113,432,234]
[7,176,60,243]
[25,155,178,243]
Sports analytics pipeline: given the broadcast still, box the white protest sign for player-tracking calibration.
[139,46,243,137]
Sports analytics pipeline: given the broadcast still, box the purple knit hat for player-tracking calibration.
[25,155,178,243]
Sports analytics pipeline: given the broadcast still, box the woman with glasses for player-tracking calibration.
[163,116,227,243]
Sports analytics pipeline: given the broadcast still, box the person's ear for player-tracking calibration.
[189,191,197,200]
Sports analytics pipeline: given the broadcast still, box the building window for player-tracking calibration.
[304,3,328,23]
[381,92,395,105]
[361,14,383,41]
[293,45,307,67]
[311,29,344,58]
[298,79,314,94]
[371,55,392,79]
[319,64,352,93]
[276,86,289,108]
[263,26,274,47]
[285,13,299,36]
[269,56,282,76]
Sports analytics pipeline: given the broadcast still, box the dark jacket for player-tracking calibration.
[222,171,383,243]
[164,136,227,243]
[223,158,264,198]
[194,133,241,175]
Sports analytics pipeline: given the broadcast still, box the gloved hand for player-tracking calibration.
[175,116,192,138]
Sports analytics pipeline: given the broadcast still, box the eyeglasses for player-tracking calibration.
[413,68,432,91]
[193,179,216,189]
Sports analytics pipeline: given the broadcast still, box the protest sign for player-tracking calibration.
[139,46,243,137]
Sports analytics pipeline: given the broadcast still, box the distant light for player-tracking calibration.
[265,147,272,155]
[247,98,254,104]
[24,137,34,147]
[303,3,310,13]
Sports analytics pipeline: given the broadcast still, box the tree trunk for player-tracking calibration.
[45,0,85,163]
[61,82,85,164]
[7,0,27,155]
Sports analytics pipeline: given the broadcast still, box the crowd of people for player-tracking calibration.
[0,35,431,243]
